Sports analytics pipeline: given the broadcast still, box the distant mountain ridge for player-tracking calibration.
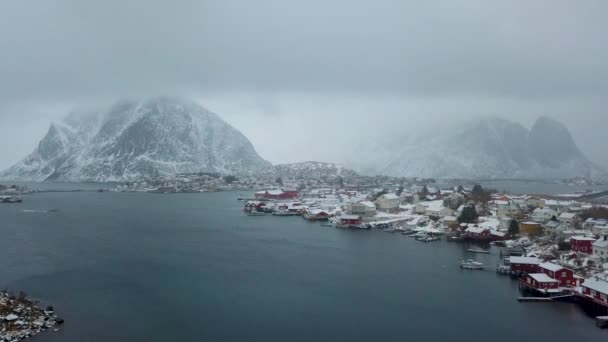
[1,97,271,181]
[346,116,605,180]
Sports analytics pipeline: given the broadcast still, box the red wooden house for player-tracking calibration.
[338,215,362,228]
[464,227,491,240]
[508,256,541,274]
[538,262,577,287]
[523,273,560,290]
[581,277,608,307]
[570,236,596,254]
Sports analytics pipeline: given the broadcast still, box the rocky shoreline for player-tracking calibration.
[0,291,63,342]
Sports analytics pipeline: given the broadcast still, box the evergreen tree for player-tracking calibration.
[223,175,237,184]
[420,185,429,197]
[275,177,283,186]
[458,204,478,223]
[508,219,520,237]
[396,185,404,196]
[471,184,483,196]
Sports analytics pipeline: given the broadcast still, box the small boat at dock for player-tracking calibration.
[467,248,490,254]
[460,259,484,269]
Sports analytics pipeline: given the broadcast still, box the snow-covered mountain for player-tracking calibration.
[346,117,605,180]
[273,161,359,180]
[1,97,271,181]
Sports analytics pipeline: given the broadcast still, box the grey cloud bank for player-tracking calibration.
[0,0,607,170]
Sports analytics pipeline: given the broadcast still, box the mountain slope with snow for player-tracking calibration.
[1,97,271,181]
[347,117,605,179]
[273,161,359,180]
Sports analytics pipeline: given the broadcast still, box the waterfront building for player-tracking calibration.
[375,193,400,213]
[508,256,541,274]
[570,236,596,254]
[349,201,376,217]
[523,273,560,291]
[581,276,608,307]
[538,262,578,287]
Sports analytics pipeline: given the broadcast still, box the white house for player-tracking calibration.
[531,208,558,223]
[593,236,608,261]
[415,203,428,214]
[375,193,400,212]
[496,200,522,219]
[592,224,608,237]
[583,218,608,230]
[558,212,578,227]
[422,200,453,218]
[349,201,377,217]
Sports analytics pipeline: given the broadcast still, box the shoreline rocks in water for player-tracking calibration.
[0,291,63,341]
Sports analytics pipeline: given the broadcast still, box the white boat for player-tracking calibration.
[415,233,440,242]
[467,248,490,254]
[460,259,484,269]
[246,211,266,216]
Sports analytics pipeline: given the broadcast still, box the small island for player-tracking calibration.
[1,291,63,341]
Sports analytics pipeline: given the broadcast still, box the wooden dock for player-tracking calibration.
[518,294,574,302]
[518,297,554,302]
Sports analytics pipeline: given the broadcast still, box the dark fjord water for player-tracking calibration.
[0,191,604,342]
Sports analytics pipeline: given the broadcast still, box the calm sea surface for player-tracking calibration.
[0,190,605,341]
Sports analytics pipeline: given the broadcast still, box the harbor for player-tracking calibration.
[1,189,607,341]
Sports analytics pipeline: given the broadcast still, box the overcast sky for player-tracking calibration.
[1,0,607,170]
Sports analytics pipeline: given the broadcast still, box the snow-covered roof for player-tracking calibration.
[528,273,559,283]
[495,200,509,205]
[419,199,445,210]
[380,193,399,200]
[443,216,458,221]
[340,214,361,220]
[545,221,560,228]
[359,201,376,208]
[465,227,487,234]
[533,208,557,214]
[478,217,500,230]
[593,238,608,248]
[570,236,596,241]
[491,231,506,237]
[582,277,608,295]
[559,212,576,219]
[585,218,608,224]
[521,221,540,225]
[539,262,564,272]
[510,256,540,265]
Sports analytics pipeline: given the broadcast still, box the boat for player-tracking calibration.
[354,224,371,229]
[418,235,440,242]
[467,248,490,254]
[0,196,22,203]
[246,211,266,216]
[460,259,484,269]
[415,233,440,242]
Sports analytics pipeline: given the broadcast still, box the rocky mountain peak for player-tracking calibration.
[1,97,271,182]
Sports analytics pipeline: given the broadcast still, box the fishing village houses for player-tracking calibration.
[239,177,608,322]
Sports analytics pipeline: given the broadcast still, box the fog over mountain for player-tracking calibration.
[0,1,607,174]
[344,116,605,179]
[1,98,270,181]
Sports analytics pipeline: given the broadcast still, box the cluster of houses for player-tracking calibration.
[507,255,608,311]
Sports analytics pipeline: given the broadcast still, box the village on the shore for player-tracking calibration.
[241,178,608,327]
